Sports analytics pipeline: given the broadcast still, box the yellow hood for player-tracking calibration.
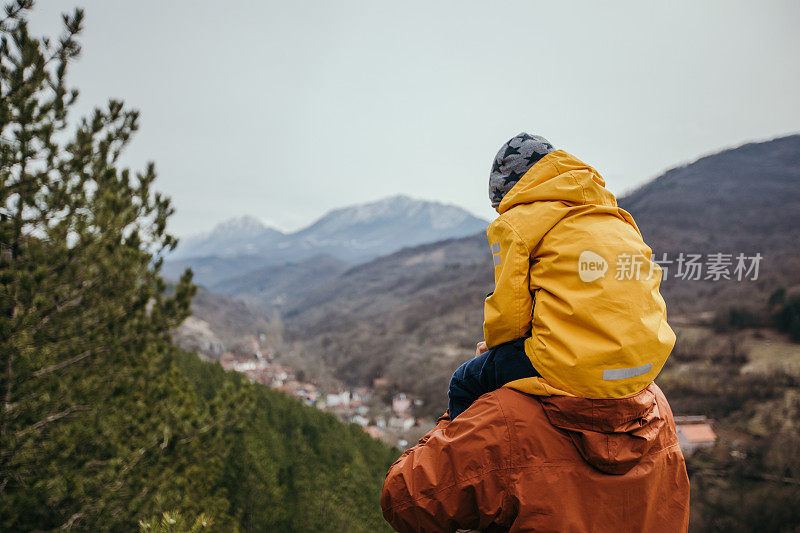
[497,150,618,214]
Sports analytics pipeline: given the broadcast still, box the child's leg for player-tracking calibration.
[448,338,539,420]
[448,349,493,421]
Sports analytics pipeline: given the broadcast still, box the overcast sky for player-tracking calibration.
[29,1,800,236]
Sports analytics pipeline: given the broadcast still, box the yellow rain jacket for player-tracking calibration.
[484,150,675,398]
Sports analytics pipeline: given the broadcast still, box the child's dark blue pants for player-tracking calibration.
[448,338,540,420]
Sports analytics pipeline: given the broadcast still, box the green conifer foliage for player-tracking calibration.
[0,3,396,530]
[0,1,226,528]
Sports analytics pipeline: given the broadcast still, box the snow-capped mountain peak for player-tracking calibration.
[170,196,488,268]
[209,215,275,238]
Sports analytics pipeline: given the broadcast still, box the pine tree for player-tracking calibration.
[0,2,229,528]
[0,3,397,530]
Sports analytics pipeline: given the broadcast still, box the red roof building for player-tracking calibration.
[675,416,717,455]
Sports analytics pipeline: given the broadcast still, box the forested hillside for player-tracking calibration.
[0,3,394,530]
[620,134,800,315]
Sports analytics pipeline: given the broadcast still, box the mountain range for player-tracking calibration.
[164,195,488,287]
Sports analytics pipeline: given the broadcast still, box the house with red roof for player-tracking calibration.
[674,415,717,455]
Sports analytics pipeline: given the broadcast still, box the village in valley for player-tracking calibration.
[208,335,718,455]
[215,337,429,449]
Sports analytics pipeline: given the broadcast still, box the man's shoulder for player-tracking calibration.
[446,389,533,440]
[450,390,509,429]
[476,388,549,428]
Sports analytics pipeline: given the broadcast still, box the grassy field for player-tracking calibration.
[668,323,800,376]
[742,330,800,375]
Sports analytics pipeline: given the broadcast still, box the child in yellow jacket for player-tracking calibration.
[448,133,675,419]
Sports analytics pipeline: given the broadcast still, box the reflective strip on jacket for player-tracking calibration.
[381,383,690,532]
[484,150,676,398]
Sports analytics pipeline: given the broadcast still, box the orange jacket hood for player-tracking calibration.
[540,386,664,474]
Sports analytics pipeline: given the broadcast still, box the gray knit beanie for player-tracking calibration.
[489,133,555,207]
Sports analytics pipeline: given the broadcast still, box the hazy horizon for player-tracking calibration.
[187,192,493,237]
[28,1,800,236]
[181,132,796,237]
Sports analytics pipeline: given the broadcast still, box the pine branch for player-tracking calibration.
[60,511,83,530]
[19,404,90,436]
[1,351,13,437]
[31,347,103,377]
[0,0,33,31]
[0,7,83,103]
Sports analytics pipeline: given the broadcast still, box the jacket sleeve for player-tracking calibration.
[483,218,533,348]
[381,394,512,532]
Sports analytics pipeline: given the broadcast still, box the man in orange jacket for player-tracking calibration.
[381,383,690,532]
